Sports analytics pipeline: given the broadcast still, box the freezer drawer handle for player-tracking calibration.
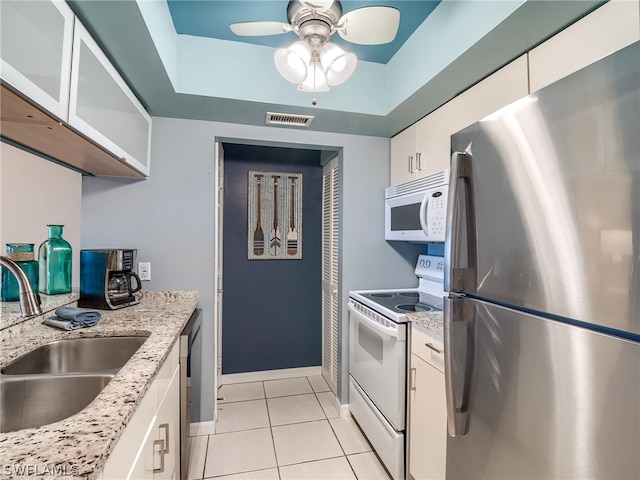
[444,295,474,437]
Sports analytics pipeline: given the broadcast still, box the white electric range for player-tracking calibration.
[348,255,444,480]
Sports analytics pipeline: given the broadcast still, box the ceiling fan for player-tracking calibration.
[230,0,400,104]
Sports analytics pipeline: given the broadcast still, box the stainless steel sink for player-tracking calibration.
[0,373,114,432]
[1,336,147,375]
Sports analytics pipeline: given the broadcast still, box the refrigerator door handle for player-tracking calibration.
[444,295,474,437]
[444,152,475,293]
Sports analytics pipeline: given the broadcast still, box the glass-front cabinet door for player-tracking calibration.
[69,20,152,176]
[0,0,74,121]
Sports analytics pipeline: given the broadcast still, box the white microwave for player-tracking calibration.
[385,169,449,242]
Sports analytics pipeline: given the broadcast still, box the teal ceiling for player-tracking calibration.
[165,1,441,63]
[67,0,604,137]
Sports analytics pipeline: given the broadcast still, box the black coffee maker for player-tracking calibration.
[79,249,142,309]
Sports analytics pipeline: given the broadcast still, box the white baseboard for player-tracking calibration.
[221,366,322,385]
[189,421,216,437]
[336,397,350,418]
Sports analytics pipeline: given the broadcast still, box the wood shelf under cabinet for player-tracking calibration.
[0,83,145,179]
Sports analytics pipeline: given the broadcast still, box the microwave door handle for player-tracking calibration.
[419,193,429,237]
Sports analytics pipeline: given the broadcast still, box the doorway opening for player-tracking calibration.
[214,141,340,398]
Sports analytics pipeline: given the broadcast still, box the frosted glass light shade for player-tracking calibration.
[298,62,330,92]
[320,43,357,86]
[274,41,311,83]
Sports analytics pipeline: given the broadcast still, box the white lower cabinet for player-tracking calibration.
[102,342,180,480]
[408,325,447,480]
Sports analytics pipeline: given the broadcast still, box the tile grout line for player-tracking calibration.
[263,380,283,479]
[198,434,210,480]
[207,377,384,480]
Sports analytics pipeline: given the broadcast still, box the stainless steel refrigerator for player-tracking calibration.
[444,41,639,479]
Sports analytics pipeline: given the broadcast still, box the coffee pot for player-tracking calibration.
[107,271,141,300]
[79,249,142,309]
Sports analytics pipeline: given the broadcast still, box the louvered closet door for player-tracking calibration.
[322,156,339,394]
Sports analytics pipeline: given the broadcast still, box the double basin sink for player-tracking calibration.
[1,336,147,432]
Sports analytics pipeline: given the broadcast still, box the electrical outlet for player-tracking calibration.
[138,262,151,281]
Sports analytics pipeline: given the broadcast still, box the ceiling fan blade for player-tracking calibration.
[337,6,400,45]
[230,21,291,37]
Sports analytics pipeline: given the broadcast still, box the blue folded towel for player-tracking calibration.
[55,306,101,326]
[43,307,102,330]
[43,316,83,331]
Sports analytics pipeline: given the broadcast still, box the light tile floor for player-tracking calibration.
[187,376,391,480]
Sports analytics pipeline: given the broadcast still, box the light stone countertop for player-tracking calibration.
[406,310,444,341]
[0,292,80,332]
[0,290,199,480]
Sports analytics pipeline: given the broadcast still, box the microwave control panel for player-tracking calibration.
[424,189,447,240]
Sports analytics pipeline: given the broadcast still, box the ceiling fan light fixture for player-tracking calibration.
[274,41,311,83]
[320,43,357,86]
[297,62,330,92]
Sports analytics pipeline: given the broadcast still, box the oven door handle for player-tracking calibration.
[348,302,401,339]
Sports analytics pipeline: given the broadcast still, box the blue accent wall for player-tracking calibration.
[427,243,445,257]
[222,144,323,374]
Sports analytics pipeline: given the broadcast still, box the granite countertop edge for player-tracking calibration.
[0,290,199,480]
[406,310,444,340]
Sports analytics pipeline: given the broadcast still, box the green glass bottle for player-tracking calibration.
[1,243,39,301]
[38,225,72,295]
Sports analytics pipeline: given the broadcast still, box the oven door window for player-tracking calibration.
[349,308,407,431]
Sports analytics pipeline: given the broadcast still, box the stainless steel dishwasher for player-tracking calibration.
[180,308,202,480]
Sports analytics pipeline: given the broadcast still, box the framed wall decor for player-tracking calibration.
[247,171,303,260]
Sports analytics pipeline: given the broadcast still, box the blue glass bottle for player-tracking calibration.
[38,225,72,295]
[1,243,39,301]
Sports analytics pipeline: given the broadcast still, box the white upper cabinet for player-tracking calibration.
[444,54,529,139]
[529,0,640,93]
[0,0,74,121]
[391,54,529,185]
[69,20,152,176]
[414,109,451,179]
[390,123,420,185]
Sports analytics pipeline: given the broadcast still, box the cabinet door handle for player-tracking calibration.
[425,342,442,354]
[408,155,415,174]
[153,439,165,473]
[410,367,417,391]
[416,152,422,171]
[159,423,170,454]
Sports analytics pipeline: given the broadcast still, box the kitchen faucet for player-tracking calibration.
[1,256,42,317]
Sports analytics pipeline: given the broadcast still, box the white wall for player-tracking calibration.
[0,142,82,286]
[81,117,422,421]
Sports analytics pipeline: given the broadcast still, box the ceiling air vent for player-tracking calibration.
[266,112,314,128]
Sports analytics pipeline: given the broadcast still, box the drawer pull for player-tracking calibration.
[153,439,165,473]
[425,342,442,354]
[410,367,417,391]
[159,423,170,453]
